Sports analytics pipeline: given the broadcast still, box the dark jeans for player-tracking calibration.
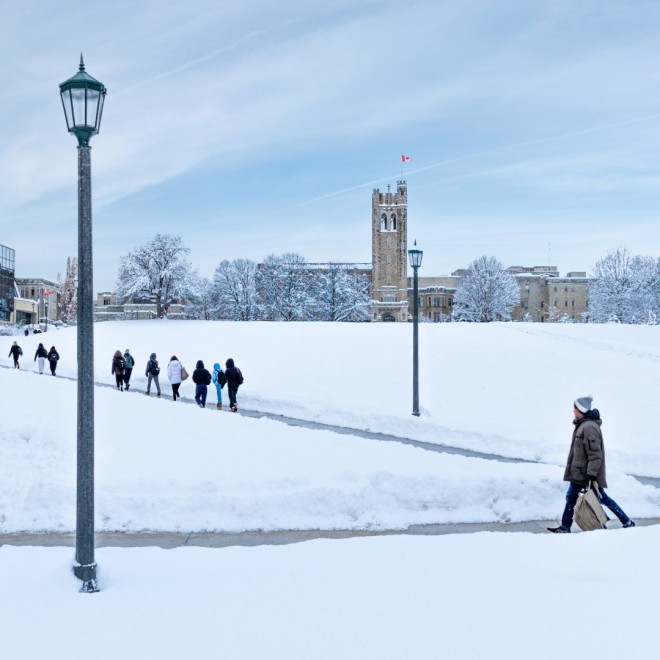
[228,386,238,408]
[49,359,57,374]
[115,374,124,389]
[195,384,208,407]
[561,482,631,530]
[123,368,132,386]
[172,383,180,400]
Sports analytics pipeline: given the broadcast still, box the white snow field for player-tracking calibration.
[2,321,659,659]
[2,321,660,532]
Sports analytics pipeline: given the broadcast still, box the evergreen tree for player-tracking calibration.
[59,256,77,324]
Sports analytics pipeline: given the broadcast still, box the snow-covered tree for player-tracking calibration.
[257,253,314,321]
[116,234,196,318]
[59,256,77,324]
[213,258,259,321]
[452,255,520,322]
[183,276,216,320]
[587,248,660,323]
[308,264,371,321]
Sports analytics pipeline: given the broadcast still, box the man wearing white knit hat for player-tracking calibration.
[548,395,635,533]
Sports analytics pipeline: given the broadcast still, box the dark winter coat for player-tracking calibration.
[224,358,243,390]
[112,354,125,375]
[8,344,22,359]
[563,410,607,488]
[146,354,160,376]
[34,344,48,359]
[47,348,59,363]
[192,360,212,385]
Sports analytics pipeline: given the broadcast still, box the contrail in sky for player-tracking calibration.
[296,111,660,207]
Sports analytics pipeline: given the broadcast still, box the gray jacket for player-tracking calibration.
[563,414,607,488]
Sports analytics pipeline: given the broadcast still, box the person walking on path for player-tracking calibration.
[548,395,636,533]
[145,353,162,397]
[224,358,243,412]
[167,355,183,401]
[212,362,225,409]
[47,346,59,375]
[112,350,126,391]
[34,343,48,374]
[123,349,134,391]
[8,341,23,369]
[192,360,212,408]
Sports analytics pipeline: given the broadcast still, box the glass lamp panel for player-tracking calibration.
[71,87,86,127]
[86,88,100,130]
[60,89,74,130]
[95,91,105,131]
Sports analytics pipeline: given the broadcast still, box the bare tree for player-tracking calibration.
[116,234,196,318]
[452,255,520,322]
[213,258,259,321]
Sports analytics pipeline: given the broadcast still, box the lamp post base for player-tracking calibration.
[412,411,420,417]
[73,563,98,593]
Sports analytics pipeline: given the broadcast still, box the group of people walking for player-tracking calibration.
[7,341,60,375]
[111,349,243,411]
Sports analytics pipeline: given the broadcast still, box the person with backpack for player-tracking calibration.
[8,341,23,369]
[212,362,226,409]
[112,350,126,391]
[145,352,161,397]
[47,346,59,375]
[224,358,244,412]
[548,395,636,533]
[167,355,183,401]
[34,342,48,374]
[192,360,212,408]
[123,349,134,391]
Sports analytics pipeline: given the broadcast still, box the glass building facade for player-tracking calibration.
[0,244,16,322]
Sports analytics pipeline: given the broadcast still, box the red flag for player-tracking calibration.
[401,155,411,162]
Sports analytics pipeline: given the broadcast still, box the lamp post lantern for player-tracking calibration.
[408,241,423,417]
[60,55,106,593]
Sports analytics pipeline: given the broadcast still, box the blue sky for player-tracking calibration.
[2,0,660,290]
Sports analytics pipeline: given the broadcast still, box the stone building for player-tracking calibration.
[370,181,410,321]
[15,277,60,324]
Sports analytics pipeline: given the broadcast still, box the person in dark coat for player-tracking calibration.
[224,358,243,412]
[145,353,161,397]
[548,395,635,533]
[8,341,23,368]
[47,346,59,375]
[192,360,212,408]
[34,342,48,374]
[111,350,126,391]
[123,349,134,391]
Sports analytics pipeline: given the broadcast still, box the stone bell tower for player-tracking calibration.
[371,181,409,321]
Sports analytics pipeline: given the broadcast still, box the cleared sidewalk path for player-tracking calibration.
[3,518,660,549]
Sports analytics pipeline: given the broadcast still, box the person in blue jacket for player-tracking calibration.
[212,362,225,409]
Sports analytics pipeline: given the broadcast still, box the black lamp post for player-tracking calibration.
[408,241,423,417]
[60,55,106,593]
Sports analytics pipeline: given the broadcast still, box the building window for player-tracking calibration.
[418,297,423,308]
[380,214,387,230]
[571,300,575,307]
[386,237,391,247]
[564,286,568,292]
[554,286,557,292]
[565,300,568,307]
[391,214,397,231]
[448,298,453,306]
[386,276,391,285]
[521,300,528,308]
[386,255,391,264]
[103,298,111,306]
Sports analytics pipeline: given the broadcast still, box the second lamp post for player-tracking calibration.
[408,242,423,417]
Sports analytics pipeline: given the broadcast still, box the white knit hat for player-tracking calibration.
[574,395,593,413]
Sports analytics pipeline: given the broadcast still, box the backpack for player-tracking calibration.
[116,356,125,371]
[237,368,244,385]
[50,352,58,362]
[150,361,160,375]
[18,347,23,356]
[124,355,134,369]
[216,370,226,387]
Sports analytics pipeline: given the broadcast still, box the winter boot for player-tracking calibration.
[125,384,130,391]
[157,392,161,398]
[547,526,571,534]
[145,390,150,396]
[622,520,636,528]
[216,403,222,409]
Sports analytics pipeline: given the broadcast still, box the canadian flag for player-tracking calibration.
[401,155,411,163]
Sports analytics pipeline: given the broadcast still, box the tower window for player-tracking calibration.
[386,255,391,264]
[380,214,387,230]
[386,237,391,247]
[391,214,396,230]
